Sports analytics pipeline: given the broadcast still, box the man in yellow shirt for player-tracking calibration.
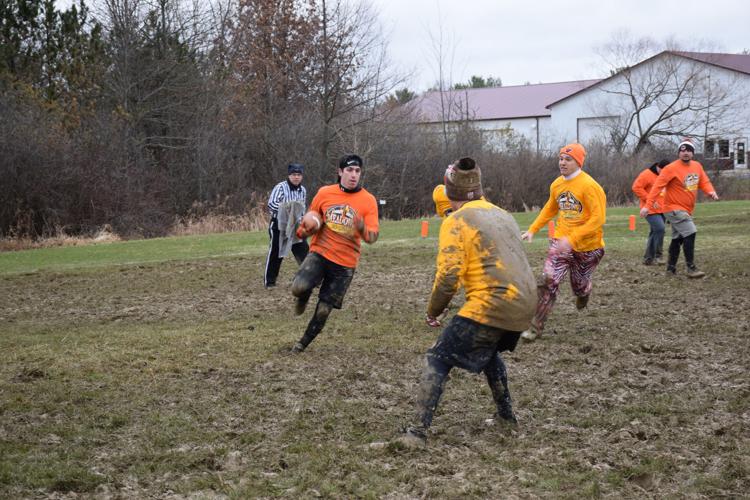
[432,184,453,217]
[520,143,606,342]
[398,157,536,447]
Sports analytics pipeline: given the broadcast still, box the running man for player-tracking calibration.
[520,143,606,342]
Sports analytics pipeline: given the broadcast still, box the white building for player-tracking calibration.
[412,51,750,170]
[409,79,600,152]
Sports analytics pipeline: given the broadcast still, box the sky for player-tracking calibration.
[370,0,750,92]
[55,0,748,92]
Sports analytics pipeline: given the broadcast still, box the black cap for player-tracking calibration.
[288,163,304,175]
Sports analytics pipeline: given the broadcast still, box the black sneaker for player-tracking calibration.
[394,427,427,449]
[686,266,706,279]
[642,258,654,266]
[666,265,677,275]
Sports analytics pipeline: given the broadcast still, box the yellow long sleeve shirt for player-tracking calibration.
[428,199,536,332]
[432,184,452,218]
[528,171,606,252]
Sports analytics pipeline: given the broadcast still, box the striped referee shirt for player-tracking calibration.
[268,180,307,218]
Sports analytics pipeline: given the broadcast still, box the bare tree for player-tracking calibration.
[311,0,405,174]
[591,31,748,154]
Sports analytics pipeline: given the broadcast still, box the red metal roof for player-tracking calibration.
[673,51,750,75]
[410,79,601,123]
[547,51,750,108]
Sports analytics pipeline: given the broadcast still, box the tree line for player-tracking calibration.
[1,1,740,239]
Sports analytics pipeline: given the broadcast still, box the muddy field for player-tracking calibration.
[1,214,749,498]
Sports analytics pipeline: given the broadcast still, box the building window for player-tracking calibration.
[718,140,730,158]
[705,138,730,159]
[705,139,716,158]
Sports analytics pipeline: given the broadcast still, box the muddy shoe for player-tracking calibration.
[666,265,677,275]
[485,414,518,432]
[575,294,589,310]
[642,258,654,266]
[686,266,706,279]
[393,427,427,449]
[290,342,306,353]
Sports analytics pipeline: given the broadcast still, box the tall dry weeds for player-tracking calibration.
[168,193,269,236]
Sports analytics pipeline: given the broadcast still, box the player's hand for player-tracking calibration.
[520,231,534,242]
[296,226,310,239]
[639,207,649,218]
[426,315,441,328]
[709,191,719,200]
[426,307,449,327]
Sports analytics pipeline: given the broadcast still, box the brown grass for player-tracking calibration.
[0,225,121,252]
[168,195,269,237]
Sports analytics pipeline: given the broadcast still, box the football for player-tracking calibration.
[300,211,323,235]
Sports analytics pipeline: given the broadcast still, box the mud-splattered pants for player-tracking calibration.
[414,316,521,430]
[292,252,355,349]
[533,240,604,332]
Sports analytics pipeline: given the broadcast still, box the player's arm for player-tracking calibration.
[523,190,558,242]
[427,220,463,318]
[268,183,283,214]
[698,169,719,200]
[356,197,380,244]
[632,172,649,203]
[296,191,324,238]
[643,170,670,216]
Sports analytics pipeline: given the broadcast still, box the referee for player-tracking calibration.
[265,163,309,288]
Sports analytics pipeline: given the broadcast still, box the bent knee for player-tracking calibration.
[538,272,553,287]
[291,279,311,298]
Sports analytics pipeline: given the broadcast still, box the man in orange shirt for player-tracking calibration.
[642,139,719,278]
[632,159,669,265]
[290,154,379,353]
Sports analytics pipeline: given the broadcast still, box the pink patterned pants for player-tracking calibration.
[533,240,605,331]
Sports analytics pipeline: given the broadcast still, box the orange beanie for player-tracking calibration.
[560,143,586,167]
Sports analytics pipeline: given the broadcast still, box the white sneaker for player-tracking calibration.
[521,329,539,342]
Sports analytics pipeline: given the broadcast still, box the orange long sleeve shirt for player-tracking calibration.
[632,168,664,214]
[646,160,715,215]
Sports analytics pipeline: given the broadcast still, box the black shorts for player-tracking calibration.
[428,315,521,373]
[294,252,355,309]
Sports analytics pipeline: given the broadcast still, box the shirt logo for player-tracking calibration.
[325,204,357,236]
[557,191,583,217]
[684,173,699,192]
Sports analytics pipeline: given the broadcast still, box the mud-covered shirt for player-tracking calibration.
[308,184,379,268]
[646,160,715,215]
[428,199,536,332]
[528,170,606,252]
